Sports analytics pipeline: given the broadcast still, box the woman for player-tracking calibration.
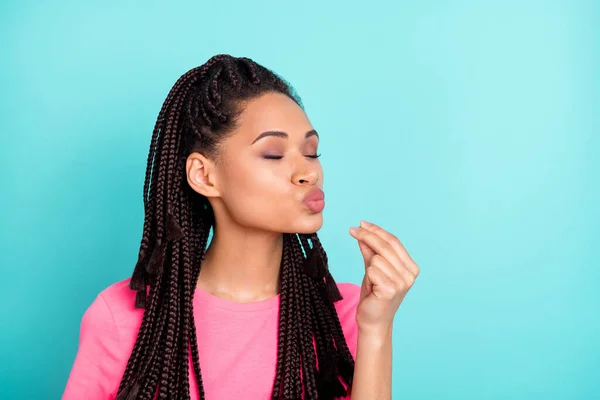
[63,54,419,400]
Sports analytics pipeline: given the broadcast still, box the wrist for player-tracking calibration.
[357,323,393,341]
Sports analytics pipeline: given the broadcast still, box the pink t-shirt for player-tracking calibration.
[62,278,362,399]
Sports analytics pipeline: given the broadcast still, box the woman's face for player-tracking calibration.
[189,91,325,234]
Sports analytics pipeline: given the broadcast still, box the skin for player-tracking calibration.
[349,221,420,399]
[185,91,420,399]
[185,92,323,302]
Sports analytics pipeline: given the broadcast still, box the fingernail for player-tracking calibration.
[349,227,359,234]
[360,220,372,227]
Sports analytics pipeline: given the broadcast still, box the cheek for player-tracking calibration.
[229,162,289,196]
[221,164,294,218]
[216,160,324,233]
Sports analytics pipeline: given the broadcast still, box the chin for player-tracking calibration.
[287,213,324,235]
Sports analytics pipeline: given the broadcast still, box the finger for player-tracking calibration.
[365,265,397,300]
[353,228,419,283]
[360,221,420,277]
[358,240,376,269]
[350,227,404,273]
[370,245,418,288]
[358,242,375,266]
[369,254,403,286]
[361,267,373,297]
[350,227,377,269]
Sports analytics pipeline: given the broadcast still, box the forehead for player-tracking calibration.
[235,92,312,138]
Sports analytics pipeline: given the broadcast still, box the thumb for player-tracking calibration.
[357,239,376,270]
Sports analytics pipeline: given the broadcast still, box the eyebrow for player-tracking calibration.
[251,129,319,145]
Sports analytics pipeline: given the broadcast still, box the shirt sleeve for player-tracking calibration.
[62,293,125,400]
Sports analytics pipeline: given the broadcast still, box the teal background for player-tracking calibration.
[1,0,598,398]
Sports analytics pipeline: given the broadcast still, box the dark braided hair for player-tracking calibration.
[115,54,355,400]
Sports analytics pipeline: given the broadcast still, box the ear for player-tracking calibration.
[185,152,220,198]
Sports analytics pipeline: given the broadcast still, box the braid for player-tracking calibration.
[283,235,302,398]
[272,234,292,398]
[116,54,355,400]
[293,235,318,398]
[296,247,319,397]
[178,191,195,400]
[312,236,355,379]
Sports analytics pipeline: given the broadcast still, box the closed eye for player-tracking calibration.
[263,154,321,160]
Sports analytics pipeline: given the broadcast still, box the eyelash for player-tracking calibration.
[263,154,321,160]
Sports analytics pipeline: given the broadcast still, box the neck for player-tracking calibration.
[196,220,283,303]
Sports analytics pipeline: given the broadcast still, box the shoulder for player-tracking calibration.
[63,278,141,399]
[96,278,140,314]
[73,278,142,372]
[97,277,136,305]
[82,278,143,338]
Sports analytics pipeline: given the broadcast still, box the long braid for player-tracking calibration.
[188,224,209,400]
[272,234,292,398]
[312,235,355,383]
[291,235,313,398]
[132,72,186,297]
[296,239,319,398]
[116,54,355,400]
[117,61,215,400]
[158,67,190,399]
[178,192,194,399]
[286,235,303,398]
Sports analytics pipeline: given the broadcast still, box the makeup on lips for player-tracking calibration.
[302,188,325,213]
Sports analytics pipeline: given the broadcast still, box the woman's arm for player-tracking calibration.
[348,220,420,400]
[350,325,393,400]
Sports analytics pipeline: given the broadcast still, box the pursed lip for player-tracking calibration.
[302,187,325,203]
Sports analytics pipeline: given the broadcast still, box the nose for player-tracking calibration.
[291,157,319,186]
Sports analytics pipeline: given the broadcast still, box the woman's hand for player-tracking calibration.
[349,220,419,333]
